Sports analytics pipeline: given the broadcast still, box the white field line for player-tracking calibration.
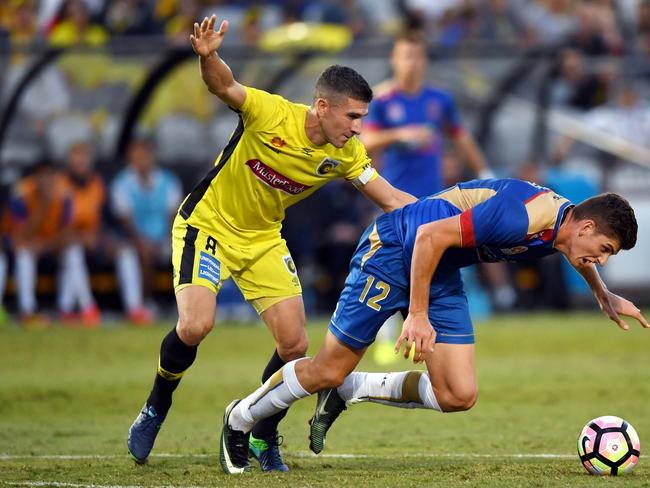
[0,452,574,461]
[1,453,577,488]
[3,483,202,488]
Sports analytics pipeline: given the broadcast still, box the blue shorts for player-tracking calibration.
[328,218,474,349]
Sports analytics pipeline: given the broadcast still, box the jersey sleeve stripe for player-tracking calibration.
[459,209,475,247]
[179,116,244,219]
[446,126,464,138]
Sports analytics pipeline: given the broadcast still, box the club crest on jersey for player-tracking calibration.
[316,157,340,175]
[271,136,287,148]
[500,246,528,255]
[283,256,297,274]
[526,229,554,242]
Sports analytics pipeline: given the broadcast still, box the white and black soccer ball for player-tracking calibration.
[577,415,640,475]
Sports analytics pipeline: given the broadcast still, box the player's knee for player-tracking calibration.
[301,359,344,390]
[316,367,347,389]
[438,386,478,412]
[276,334,308,360]
[176,310,214,345]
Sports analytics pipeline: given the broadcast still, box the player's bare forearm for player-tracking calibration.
[409,217,462,313]
[357,176,416,213]
[199,52,233,93]
[191,15,246,109]
[453,133,488,175]
[575,263,608,299]
[385,188,417,212]
[409,230,439,314]
[199,53,246,109]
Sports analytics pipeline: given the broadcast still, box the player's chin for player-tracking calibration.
[337,136,352,147]
[573,258,592,270]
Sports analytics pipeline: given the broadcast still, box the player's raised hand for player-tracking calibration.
[190,15,228,58]
[394,312,436,364]
[598,290,649,331]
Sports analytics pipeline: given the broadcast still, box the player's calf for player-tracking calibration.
[435,385,478,412]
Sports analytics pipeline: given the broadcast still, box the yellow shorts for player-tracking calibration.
[171,216,302,312]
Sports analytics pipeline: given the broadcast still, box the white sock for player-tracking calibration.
[16,248,37,314]
[57,249,74,313]
[229,358,310,433]
[419,373,441,411]
[337,370,441,411]
[0,252,6,304]
[58,244,94,312]
[68,244,94,309]
[116,245,142,311]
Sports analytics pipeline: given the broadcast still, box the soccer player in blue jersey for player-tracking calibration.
[362,31,491,198]
[219,178,648,473]
[362,31,514,362]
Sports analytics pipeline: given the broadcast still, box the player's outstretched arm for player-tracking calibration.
[357,175,416,213]
[190,15,246,110]
[597,291,649,331]
[576,263,649,330]
[451,132,492,178]
[396,217,462,362]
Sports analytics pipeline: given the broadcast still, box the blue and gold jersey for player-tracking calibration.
[386,178,573,277]
[331,178,573,348]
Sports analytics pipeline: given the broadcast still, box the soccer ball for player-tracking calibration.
[577,415,640,475]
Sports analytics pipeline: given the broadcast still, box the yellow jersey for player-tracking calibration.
[179,86,377,245]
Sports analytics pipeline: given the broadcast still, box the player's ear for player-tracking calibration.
[577,219,596,237]
[315,98,329,117]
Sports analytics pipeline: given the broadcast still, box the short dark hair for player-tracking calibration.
[395,29,426,47]
[314,65,373,105]
[572,193,637,250]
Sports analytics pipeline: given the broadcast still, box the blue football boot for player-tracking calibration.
[127,404,166,464]
[249,432,289,472]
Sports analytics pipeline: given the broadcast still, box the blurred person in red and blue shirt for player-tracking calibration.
[361,30,491,199]
[361,31,513,362]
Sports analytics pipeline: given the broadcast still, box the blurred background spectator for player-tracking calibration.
[110,138,182,321]
[553,79,650,163]
[59,141,103,326]
[1,0,649,326]
[0,191,8,327]
[47,0,108,47]
[548,47,612,111]
[8,159,99,326]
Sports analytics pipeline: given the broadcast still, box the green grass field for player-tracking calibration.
[1,312,649,487]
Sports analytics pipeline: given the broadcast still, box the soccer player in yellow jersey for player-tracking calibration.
[127,14,416,470]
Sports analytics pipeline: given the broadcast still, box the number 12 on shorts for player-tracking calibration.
[359,275,391,311]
